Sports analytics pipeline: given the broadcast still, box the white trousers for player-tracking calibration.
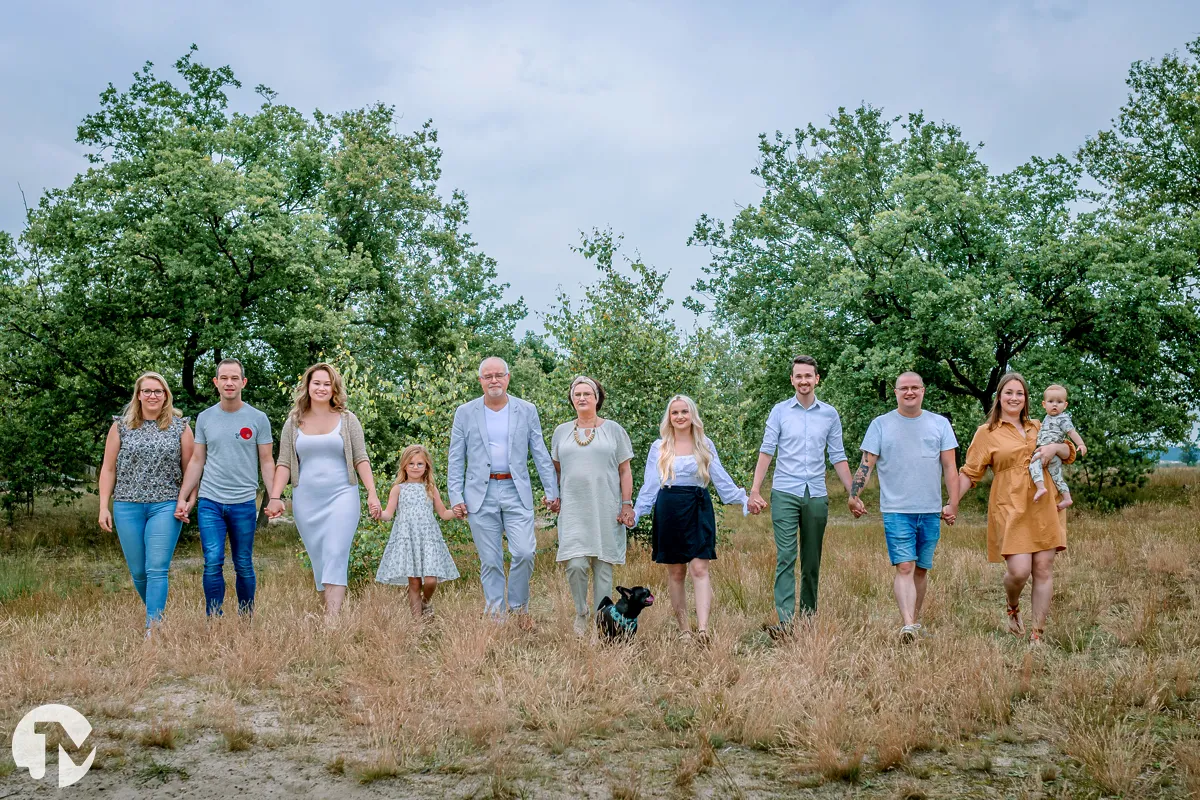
[467,479,536,613]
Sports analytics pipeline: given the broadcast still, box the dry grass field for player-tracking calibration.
[1,469,1199,798]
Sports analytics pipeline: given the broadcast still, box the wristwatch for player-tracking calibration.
[621,500,633,506]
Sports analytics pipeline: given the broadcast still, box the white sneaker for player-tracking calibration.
[899,624,920,644]
[573,615,590,637]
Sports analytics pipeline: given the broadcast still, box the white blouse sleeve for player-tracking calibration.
[633,440,662,527]
[707,439,749,515]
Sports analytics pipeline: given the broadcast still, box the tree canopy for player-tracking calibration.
[690,87,1200,499]
[0,47,521,504]
[5,39,1200,517]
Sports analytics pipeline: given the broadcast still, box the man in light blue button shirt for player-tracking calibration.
[748,355,854,634]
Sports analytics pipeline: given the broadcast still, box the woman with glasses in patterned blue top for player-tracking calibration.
[98,372,195,634]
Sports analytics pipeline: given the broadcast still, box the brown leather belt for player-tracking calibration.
[489,473,513,480]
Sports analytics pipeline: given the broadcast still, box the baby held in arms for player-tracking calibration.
[1031,384,1087,509]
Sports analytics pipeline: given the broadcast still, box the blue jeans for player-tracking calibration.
[112,501,184,627]
[882,513,941,570]
[198,498,258,616]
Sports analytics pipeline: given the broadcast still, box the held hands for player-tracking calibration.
[543,496,561,514]
[452,503,468,520]
[174,497,193,523]
[747,490,768,515]
[367,494,382,521]
[616,506,635,528]
[265,498,285,519]
[848,496,867,518]
[740,488,759,516]
[941,504,957,526]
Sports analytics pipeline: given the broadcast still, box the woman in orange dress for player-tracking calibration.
[949,372,1075,644]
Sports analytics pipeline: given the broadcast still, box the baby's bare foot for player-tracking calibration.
[1057,493,1073,510]
[1032,485,1047,503]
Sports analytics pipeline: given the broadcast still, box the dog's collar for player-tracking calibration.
[605,605,638,632]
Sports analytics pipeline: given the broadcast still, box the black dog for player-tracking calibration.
[596,586,655,642]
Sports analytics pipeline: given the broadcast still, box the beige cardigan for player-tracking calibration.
[277,410,370,486]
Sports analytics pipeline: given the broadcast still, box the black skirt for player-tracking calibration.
[651,485,717,564]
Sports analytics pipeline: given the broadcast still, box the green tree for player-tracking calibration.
[543,230,760,504]
[544,229,692,466]
[1078,36,1200,227]
[0,47,521,504]
[1180,439,1199,467]
[690,104,1200,505]
[1076,35,1200,496]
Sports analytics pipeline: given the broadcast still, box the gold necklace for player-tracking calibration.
[573,421,597,446]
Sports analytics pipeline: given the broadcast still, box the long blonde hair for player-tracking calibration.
[395,444,439,502]
[122,372,181,430]
[657,395,713,485]
[289,362,349,424]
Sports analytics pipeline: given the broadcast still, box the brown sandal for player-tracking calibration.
[1006,603,1024,636]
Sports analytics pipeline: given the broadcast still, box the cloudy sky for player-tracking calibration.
[3,1,1199,333]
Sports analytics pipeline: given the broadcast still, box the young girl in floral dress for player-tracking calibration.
[376,445,460,620]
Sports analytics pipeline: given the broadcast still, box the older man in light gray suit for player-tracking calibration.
[448,356,560,623]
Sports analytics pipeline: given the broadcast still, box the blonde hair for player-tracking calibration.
[657,395,713,485]
[986,372,1031,431]
[395,444,438,502]
[289,362,348,424]
[1044,383,1068,400]
[122,372,180,430]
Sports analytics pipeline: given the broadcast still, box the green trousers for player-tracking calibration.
[771,488,829,624]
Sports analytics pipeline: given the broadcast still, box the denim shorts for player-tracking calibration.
[882,513,941,570]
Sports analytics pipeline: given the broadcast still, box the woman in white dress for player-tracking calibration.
[633,395,748,642]
[266,362,381,621]
[551,376,636,636]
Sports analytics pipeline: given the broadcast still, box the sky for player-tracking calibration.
[3,1,1200,334]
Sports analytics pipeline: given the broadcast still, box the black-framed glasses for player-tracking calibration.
[139,389,166,397]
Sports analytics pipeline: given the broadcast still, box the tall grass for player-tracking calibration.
[1,470,1198,795]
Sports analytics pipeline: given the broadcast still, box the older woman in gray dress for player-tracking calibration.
[551,376,635,636]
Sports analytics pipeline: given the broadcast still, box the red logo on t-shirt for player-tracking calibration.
[238,427,253,440]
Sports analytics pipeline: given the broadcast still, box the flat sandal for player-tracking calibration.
[1006,603,1024,636]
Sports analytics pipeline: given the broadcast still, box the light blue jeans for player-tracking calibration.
[466,479,537,614]
[112,500,184,627]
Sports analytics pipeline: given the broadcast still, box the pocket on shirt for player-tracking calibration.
[921,436,941,458]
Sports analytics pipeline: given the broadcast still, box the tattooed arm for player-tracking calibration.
[848,452,876,517]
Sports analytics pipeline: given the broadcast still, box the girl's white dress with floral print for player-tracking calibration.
[376,484,460,583]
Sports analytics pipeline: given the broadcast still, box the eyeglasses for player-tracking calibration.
[480,373,508,382]
[139,389,166,397]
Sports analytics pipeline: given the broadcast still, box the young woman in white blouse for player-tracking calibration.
[633,395,749,642]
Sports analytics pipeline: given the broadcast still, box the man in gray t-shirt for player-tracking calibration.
[194,403,273,504]
[848,372,959,643]
[176,359,275,616]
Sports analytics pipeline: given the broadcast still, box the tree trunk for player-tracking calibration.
[182,329,206,404]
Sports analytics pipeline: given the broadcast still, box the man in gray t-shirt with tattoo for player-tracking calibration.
[176,359,274,616]
[848,372,959,643]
